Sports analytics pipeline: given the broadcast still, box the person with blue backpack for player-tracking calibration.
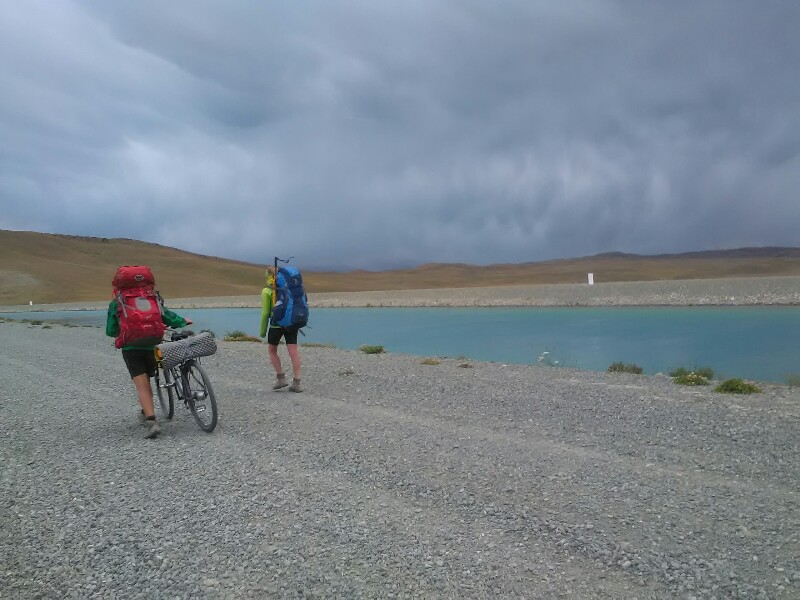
[259,264,309,392]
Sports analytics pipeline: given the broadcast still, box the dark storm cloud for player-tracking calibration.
[1,0,798,269]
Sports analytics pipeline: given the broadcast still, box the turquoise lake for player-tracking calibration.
[4,306,799,383]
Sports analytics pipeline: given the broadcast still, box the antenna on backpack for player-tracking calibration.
[271,256,292,290]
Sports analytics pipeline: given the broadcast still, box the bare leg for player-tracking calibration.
[268,343,283,375]
[286,344,301,380]
[132,373,155,418]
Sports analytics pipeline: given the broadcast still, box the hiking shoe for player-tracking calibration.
[273,375,289,390]
[145,420,161,439]
[289,378,302,393]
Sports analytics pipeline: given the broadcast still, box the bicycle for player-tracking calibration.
[153,329,219,432]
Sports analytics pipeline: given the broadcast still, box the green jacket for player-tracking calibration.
[259,286,275,337]
[106,298,189,350]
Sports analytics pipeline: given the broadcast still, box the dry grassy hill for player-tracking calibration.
[1,230,799,305]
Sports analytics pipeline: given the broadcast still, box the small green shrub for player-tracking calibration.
[224,330,262,343]
[608,362,643,374]
[673,372,709,386]
[29,320,43,326]
[670,366,714,379]
[715,378,761,394]
[421,357,441,366]
[786,374,800,387]
[458,362,473,369]
[42,324,52,329]
[359,345,385,354]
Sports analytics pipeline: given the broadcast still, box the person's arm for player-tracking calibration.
[162,307,191,329]
[259,287,272,337]
[106,299,120,338]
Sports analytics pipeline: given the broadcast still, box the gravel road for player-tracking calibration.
[2,321,798,599]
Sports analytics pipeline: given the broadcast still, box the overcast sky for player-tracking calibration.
[1,1,798,270]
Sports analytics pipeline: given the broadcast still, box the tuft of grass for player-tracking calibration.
[673,372,710,386]
[458,362,473,369]
[608,362,643,374]
[301,342,336,348]
[786,374,800,387]
[670,366,714,379]
[41,324,52,329]
[715,378,761,394]
[359,345,385,354]
[224,330,262,343]
[421,357,441,366]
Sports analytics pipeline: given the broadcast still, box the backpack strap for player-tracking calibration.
[155,291,165,315]
[116,291,127,317]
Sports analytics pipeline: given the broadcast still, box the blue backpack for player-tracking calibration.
[270,266,309,328]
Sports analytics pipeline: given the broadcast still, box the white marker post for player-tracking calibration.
[587,273,594,285]
[29,300,33,305]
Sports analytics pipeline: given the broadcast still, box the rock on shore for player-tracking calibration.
[2,320,798,598]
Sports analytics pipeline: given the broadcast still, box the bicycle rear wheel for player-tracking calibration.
[154,369,175,420]
[183,362,218,432]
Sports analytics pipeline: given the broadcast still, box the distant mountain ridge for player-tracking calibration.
[1,229,799,305]
[587,247,800,260]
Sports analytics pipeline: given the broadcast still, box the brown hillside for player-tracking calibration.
[0,231,266,305]
[1,230,799,305]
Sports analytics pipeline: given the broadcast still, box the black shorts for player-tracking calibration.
[122,349,157,378]
[267,324,300,346]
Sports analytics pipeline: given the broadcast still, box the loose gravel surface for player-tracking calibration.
[2,320,798,599]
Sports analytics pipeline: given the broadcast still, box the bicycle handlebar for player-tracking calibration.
[162,327,195,342]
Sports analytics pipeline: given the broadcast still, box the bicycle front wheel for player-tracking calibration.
[183,362,218,432]
[154,369,175,420]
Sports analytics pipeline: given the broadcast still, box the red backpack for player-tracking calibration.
[112,266,166,349]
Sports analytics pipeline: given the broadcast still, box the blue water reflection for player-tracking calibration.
[4,306,798,383]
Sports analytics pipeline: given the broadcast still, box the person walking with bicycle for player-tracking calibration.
[106,266,192,439]
[260,266,303,392]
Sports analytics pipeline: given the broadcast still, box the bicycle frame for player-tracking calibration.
[154,329,218,432]
[160,359,198,406]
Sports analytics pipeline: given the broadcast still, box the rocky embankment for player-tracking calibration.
[307,275,800,308]
[1,275,799,312]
